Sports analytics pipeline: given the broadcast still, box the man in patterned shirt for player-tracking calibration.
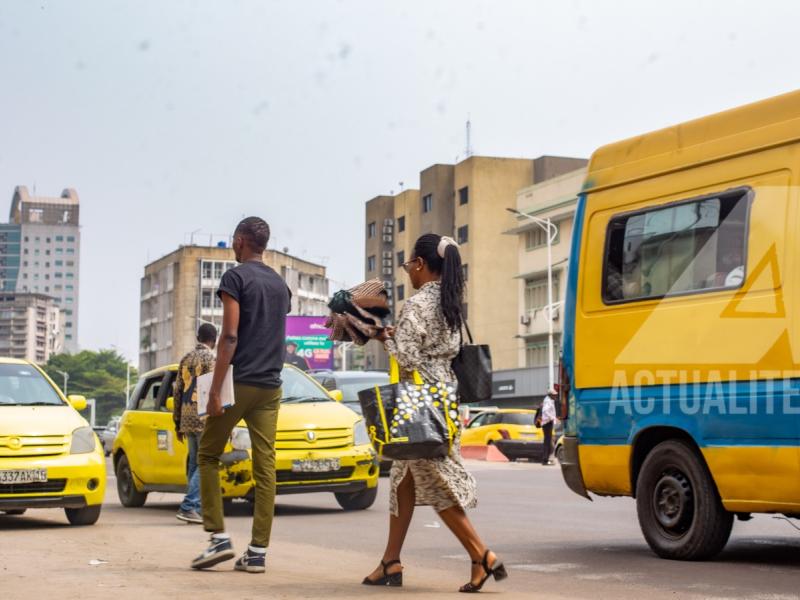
[173,323,217,523]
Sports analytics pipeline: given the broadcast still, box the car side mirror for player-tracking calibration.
[329,389,343,402]
[165,396,175,412]
[68,395,87,411]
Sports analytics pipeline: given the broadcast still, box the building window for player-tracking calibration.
[46,237,51,243]
[525,275,560,311]
[202,262,213,279]
[397,250,405,267]
[367,255,376,272]
[55,273,63,279]
[201,290,212,309]
[55,248,63,254]
[526,339,559,368]
[67,236,76,242]
[525,224,560,250]
[398,216,406,232]
[66,248,75,255]
[603,188,751,303]
[422,194,433,213]
[213,261,224,279]
[55,235,63,242]
[368,222,376,238]
[397,284,405,301]
[459,186,469,205]
[214,294,222,308]
[457,225,469,244]
[55,260,63,266]
[66,285,74,291]
[66,261,74,267]
[65,310,72,316]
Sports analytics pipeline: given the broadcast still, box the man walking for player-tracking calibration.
[191,217,290,574]
[284,340,309,371]
[173,323,217,524]
[538,388,558,466]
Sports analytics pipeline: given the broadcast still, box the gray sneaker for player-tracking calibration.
[176,509,203,524]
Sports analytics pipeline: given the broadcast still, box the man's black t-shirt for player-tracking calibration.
[217,261,291,388]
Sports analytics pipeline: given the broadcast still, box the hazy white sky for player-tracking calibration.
[1,0,798,361]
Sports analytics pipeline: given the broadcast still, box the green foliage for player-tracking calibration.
[43,349,137,427]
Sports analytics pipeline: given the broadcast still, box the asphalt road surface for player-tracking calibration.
[2,459,798,599]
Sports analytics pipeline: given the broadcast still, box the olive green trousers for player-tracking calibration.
[199,384,281,547]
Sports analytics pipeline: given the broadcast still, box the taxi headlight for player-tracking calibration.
[70,426,96,454]
[231,427,252,450]
[353,419,370,446]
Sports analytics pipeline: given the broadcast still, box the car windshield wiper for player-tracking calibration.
[281,396,331,404]
[0,401,61,406]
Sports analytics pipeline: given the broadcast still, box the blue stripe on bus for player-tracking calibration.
[575,379,800,447]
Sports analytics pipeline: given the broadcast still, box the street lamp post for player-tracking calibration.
[507,207,559,391]
[56,370,69,396]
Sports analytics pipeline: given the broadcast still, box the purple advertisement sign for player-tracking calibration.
[286,316,334,371]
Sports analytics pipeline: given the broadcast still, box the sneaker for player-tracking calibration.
[234,546,266,573]
[176,509,203,524]
[191,534,235,570]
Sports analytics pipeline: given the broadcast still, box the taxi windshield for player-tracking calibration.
[281,367,334,404]
[0,364,64,406]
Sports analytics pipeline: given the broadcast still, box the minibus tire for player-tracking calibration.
[116,454,148,507]
[636,440,733,560]
[3,509,26,515]
[65,504,102,526]
[335,486,378,510]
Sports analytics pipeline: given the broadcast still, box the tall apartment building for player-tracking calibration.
[364,155,587,372]
[139,245,330,371]
[0,293,65,363]
[509,166,587,368]
[0,186,80,353]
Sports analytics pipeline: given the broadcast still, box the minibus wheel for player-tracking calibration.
[335,486,378,510]
[636,440,732,560]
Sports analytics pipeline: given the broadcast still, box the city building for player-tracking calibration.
[0,186,81,352]
[0,293,65,364]
[363,155,587,373]
[139,245,330,372]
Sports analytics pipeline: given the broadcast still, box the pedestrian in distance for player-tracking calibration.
[537,388,558,466]
[364,233,508,593]
[173,322,217,524]
[191,216,291,574]
[284,340,309,371]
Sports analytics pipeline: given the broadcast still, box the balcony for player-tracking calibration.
[519,305,562,337]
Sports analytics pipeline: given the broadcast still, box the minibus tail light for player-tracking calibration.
[558,361,570,420]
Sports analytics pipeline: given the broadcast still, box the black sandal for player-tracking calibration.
[362,559,403,587]
[459,550,508,593]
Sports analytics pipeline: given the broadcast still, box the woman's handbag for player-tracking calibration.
[358,358,460,460]
[451,319,493,404]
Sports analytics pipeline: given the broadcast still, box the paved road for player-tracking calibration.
[1,459,798,599]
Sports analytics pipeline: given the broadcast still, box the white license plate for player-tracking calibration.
[291,459,340,473]
[0,469,47,484]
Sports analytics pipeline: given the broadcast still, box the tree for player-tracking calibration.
[43,349,137,426]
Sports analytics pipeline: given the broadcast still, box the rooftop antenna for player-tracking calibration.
[465,115,473,158]
[398,181,404,191]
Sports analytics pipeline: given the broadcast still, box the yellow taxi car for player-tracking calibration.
[461,409,542,446]
[0,358,105,525]
[113,364,379,511]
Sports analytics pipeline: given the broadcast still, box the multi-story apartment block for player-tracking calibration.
[509,166,587,369]
[0,293,65,363]
[364,155,587,374]
[0,186,80,353]
[139,245,329,372]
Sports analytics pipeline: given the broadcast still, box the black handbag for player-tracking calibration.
[358,359,459,460]
[451,319,492,404]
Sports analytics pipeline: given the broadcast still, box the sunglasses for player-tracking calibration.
[401,257,421,273]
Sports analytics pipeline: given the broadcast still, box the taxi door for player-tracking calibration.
[149,369,188,486]
[124,372,170,484]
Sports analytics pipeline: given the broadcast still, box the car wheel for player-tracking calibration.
[636,440,733,560]
[65,504,102,526]
[116,454,148,507]
[2,509,26,516]
[335,486,378,511]
[555,444,565,464]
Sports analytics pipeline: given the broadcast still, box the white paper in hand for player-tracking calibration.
[197,366,235,416]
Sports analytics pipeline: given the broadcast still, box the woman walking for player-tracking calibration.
[362,233,508,593]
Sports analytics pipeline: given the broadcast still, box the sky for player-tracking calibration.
[1,0,798,362]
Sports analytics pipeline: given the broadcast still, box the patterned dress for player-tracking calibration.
[383,281,477,516]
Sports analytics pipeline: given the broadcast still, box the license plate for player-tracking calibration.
[520,433,540,439]
[291,459,340,473]
[0,469,47,484]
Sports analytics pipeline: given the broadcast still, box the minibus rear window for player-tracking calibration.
[603,188,751,303]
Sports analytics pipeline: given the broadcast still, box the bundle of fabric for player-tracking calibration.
[325,278,391,345]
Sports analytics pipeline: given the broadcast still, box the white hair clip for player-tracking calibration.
[437,236,458,258]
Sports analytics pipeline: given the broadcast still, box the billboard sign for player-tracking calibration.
[285,316,334,371]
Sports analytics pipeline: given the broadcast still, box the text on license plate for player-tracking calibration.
[291,459,340,473]
[0,469,47,484]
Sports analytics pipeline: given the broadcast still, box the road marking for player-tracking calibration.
[508,562,581,573]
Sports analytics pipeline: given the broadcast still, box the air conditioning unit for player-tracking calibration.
[550,306,560,321]
[382,267,393,276]
[382,234,393,243]
[383,219,394,227]
[382,251,392,259]
[384,280,393,289]
[520,314,531,326]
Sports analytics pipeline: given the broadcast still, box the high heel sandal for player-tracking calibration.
[459,550,508,593]
[362,559,403,587]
